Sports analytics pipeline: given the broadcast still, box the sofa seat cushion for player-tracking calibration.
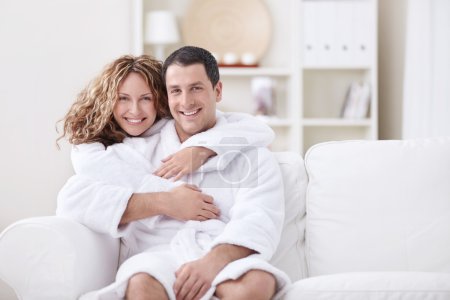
[284,272,450,300]
[304,138,450,276]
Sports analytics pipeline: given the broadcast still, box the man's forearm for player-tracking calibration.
[119,192,167,225]
[205,244,256,270]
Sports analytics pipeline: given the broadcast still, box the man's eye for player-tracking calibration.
[192,86,202,91]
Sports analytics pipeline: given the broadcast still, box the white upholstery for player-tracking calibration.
[270,152,308,281]
[304,138,450,276]
[0,217,119,300]
[285,272,450,300]
[0,152,305,299]
[1,139,450,299]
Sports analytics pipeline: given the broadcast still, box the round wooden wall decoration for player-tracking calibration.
[182,0,272,65]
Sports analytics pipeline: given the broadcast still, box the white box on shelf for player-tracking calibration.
[335,1,354,66]
[352,0,374,65]
[302,1,319,66]
[316,1,336,66]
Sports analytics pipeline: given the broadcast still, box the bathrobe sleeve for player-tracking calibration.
[71,142,177,192]
[209,148,285,261]
[57,141,178,237]
[180,110,275,156]
[56,174,134,237]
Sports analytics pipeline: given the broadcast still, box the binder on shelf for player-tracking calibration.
[353,0,374,65]
[303,1,318,65]
[341,82,371,119]
[335,0,354,65]
[316,1,336,66]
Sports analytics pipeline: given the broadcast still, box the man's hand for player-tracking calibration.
[173,255,221,300]
[163,184,220,221]
[173,244,256,300]
[154,147,216,181]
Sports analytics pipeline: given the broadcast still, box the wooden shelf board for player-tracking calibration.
[302,118,372,127]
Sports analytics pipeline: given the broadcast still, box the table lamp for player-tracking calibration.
[145,11,180,61]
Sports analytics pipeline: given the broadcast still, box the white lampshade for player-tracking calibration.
[145,11,180,45]
[145,11,180,60]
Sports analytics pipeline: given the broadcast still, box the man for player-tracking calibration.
[58,46,288,300]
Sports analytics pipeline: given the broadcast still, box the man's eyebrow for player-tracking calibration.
[189,81,204,86]
[166,81,205,89]
[166,84,180,89]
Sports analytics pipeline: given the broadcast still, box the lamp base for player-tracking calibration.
[152,45,166,61]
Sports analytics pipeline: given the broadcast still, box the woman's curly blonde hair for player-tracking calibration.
[57,55,170,147]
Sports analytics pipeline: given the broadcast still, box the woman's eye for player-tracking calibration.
[119,96,128,101]
[143,96,152,101]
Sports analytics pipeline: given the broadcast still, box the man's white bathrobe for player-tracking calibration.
[57,116,290,299]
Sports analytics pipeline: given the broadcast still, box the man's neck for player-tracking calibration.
[174,120,217,143]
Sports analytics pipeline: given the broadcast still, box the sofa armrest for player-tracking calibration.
[0,216,120,300]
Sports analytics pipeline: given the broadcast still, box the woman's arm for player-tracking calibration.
[120,184,219,225]
[154,111,275,179]
[183,110,275,150]
[59,141,220,236]
[57,175,220,237]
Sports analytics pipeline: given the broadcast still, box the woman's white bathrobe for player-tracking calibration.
[57,115,290,299]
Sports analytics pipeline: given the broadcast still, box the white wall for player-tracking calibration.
[0,0,134,298]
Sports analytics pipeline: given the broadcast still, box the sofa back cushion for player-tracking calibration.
[304,138,450,276]
[270,152,308,281]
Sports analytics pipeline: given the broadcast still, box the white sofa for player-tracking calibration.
[1,138,450,299]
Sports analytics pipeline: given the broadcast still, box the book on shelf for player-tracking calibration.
[340,82,371,119]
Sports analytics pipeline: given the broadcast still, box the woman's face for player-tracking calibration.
[113,72,157,136]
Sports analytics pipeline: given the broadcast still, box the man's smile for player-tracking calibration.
[180,108,201,117]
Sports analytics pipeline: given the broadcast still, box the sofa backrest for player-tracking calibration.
[270,152,308,281]
[304,137,450,276]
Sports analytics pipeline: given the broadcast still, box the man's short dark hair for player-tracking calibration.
[162,46,220,88]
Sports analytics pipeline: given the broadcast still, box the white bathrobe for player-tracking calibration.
[57,115,290,299]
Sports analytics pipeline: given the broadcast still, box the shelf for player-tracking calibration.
[255,116,294,127]
[219,67,292,77]
[137,0,377,154]
[303,65,372,70]
[303,118,372,127]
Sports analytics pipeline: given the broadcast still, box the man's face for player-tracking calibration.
[165,63,222,142]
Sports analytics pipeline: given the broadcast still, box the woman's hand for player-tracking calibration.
[154,147,216,181]
[162,184,220,221]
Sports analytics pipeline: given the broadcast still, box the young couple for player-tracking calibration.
[57,46,290,300]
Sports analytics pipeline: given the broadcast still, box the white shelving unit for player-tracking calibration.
[301,0,378,153]
[132,0,377,155]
